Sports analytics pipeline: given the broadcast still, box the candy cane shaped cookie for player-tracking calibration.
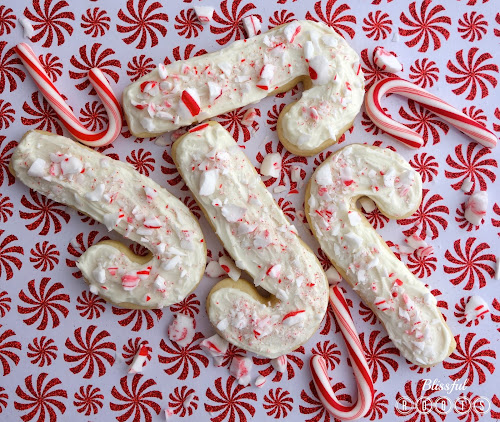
[123,21,364,156]
[173,122,329,357]
[15,43,122,147]
[306,144,455,366]
[310,286,373,420]
[366,78,497,149]
[10,131,205,309]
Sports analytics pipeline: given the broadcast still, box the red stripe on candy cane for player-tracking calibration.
[15,43,122,147]
[310,286,373,420]
[365,78,497,149]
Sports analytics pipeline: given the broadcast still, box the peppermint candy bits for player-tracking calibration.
[260,153,282,178]
[242,15,261,38]
[179,89,201,119]
[464,191,488,226]
[373,46,402,73]
[128,343,150,374]
[193,6,214,24]
[200,334,229,366]
[229,357,253,385]
[168,314,196,347]
[464,296,490,322]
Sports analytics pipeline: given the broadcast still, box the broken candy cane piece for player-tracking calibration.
[461,176,473,193]
[183,393,195,409]
[230,357,253,385]
[200,333,228,365]
[199,169,218,196]
[128,343,150,374]
[122,274,140,291]
[260,152,282,178]
[241,108,258,126]
[271,355,288,373]
[464,191,488,226]
[325,267,342,285]
[164,407,174,420]
[19,18,35,39]
[179,88,201,119]
[168,314,196,347]
[255,375,267,388]
[284,21,301,43]
[496,256,500,280]
[404,234,428,250]
[373,46,402,73]
[193,6,214,24]
[206,260,226,278]
[242,15,261,38]
[464,296,490,322]
[291,165,302,183]
[219,256,241,281]
[308,56,330,86]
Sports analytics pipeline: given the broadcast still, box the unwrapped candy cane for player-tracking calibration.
[15,43,122,147]
[366,77,497,149]
[310,286,373,420]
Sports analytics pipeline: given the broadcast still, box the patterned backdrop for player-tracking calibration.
[0,0,499,421]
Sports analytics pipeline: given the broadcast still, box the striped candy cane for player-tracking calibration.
[310,285,374,420]
[15,43,122,147]
[365,77,497,149]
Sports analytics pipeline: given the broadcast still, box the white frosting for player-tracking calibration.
[175,123,329,358]
[12,131,205,308]
[307,144,452,367]
[123,21,364,153]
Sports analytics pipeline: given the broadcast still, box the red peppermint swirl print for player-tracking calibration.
[300,379,352,422]
[81,7,110,37]
[443,333,496,386]
[168,385,198,417]
[20,190,70,235]
[394,379,444,421]
[21,91,63,135]
[263,388,293,418]
[0,194,13,223]
[305,0,356,39]
[360,330,399,383]
[0,99,15,129]
[210,0,259,46]
[27,336,57,367]
[175,8,203,38]
[0,230,23,281]
[204,376,257,422]
[112,307,163,331]
[0,41,25,94]
[14,373,67,422]
[399,0,451,52]
[23,0,75,47]
[73,385,104,416]
[0,327,21,376]
[110,374,162,422]
[117,0,168,49]
[0,5,16,36]
[362,10,392,40]
[64,325,115,378]
[18,277,70,330]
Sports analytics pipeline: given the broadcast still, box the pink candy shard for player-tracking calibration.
[241,108,257,126]
[200,334,228,366]
[255,375,267,388]
[271,355,288,373]
[121,274,140,291]
[168,314,196,348]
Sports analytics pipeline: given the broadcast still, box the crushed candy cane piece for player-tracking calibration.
[28,158,47,177]
[128,343,149,374]
[241,108,257,126]
[179,88,201,118]
[461,176,473,193]
[464,191,488,226]
[255,375,267,388]
[230,357,253,385]
[219,256,241,281]
[168,314,196,347]
[308,56,330,85]
[291,165,302,183]
[284,21,301,43]
[260,152,282,178]
[199,169,218,196]
[164,407,174,420]
[200,334,228,365]
[374,297,390,311]
[373,46,403,73]
[206,260,226,278]
[221,204,246,222]
[271,355,287,373]
[193,6,214,24]
[144,186,158,203]
[242,15,261,38]
[122,273,140,291]
[495,256,500,280]
[19,17,35,38]
[315,165,333,186]
[405,234,428,250]
[325,267,342,285]
[464,296,490,322]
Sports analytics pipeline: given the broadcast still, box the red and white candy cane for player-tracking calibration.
[310,285,374,420]
[15,43,122,147]
[366,77,497,149]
